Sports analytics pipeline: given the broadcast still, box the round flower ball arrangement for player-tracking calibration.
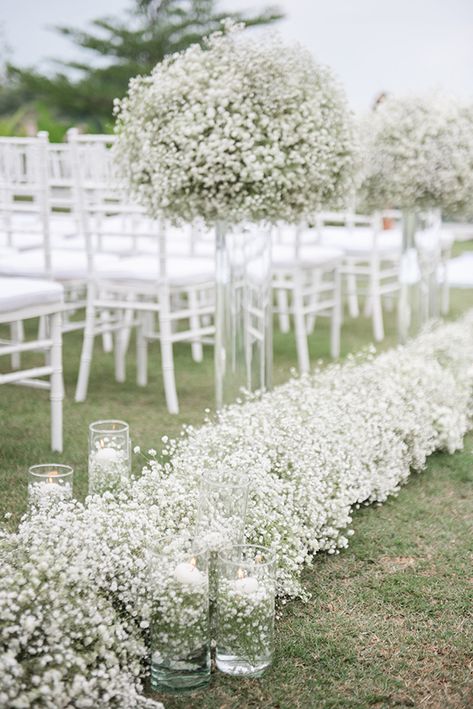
[359,92,473,340]
[113,22,355,408]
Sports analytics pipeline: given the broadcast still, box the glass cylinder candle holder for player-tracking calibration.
[28,464,73,505]
[216,544,276,677]
[195,471,249,552]
[194,472,249,629]
[88,420,131,495]
[148,535,210,693]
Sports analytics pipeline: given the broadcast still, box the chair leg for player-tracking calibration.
[293,276,310,374]
[114,311,127,384]
[276,288,291,333]
[136,311,148,387]
[99,306,114,353]
[384,293,395,312]
[330,268,341,358]
[50,311,63,453]
[10,320,23,369]
[38,315,47,340]
[346,273,359,318]
[441,270,450,315]
[306,270,321,334]
[119,302,135,359]
[159,287,179,414]
[188,287,203,362]
[371,273,384,342]
[75,283,96,402]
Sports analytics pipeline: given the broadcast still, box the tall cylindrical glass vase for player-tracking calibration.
[88,420,131,495]
[148,535,210,693]
[215,223,272,410]
[399,209,443,344]
[216,544,276,677]
[416,208,442,324]
[398,209,420,344]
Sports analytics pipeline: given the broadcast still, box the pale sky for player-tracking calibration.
[1,0,472,111]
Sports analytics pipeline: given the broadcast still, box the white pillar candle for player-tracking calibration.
[234,575,259,595]
[94,447,120,464]
[174,561,205,587]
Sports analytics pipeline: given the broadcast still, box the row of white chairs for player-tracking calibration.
[0,131,456,434]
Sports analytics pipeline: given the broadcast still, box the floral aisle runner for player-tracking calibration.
[1,313,473,707]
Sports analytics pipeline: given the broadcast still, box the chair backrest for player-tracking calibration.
[46,140,76,214]
[67,130,214,279]
[0,133,51,265]
[316,210,383,251]
[67,129,170,276]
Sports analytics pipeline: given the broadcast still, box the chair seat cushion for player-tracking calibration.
[320,227,402,254]
[0,246,18,258]
[272,244,344,269]
[0,249,119,280]
[447,254,473,288]
[321,226,453,256]
[99,255,215,285]
[0,277,64,313]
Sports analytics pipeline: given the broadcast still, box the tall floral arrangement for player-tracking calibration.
[113,24,355,225]
[359,93,473,215]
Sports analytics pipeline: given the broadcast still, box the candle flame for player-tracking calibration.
[190,557,197,567]
[47,471,59,484]
[237,567,246,579]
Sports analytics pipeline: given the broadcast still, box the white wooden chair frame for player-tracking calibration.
[0,298,64,451]
[68,132,215,414]
[318,212,401,342]
[272,238,342,372]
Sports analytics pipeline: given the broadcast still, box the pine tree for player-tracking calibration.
[5,0,283,131]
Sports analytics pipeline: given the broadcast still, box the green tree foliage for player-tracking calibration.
[3,0,283,132]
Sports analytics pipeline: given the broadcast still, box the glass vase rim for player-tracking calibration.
[217,544,276,568]
[200,473,249,491]
[147,533,208,561]
[89,419,129,434]
[28,463,74,479]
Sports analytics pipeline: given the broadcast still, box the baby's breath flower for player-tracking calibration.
[359,92,473,215]
[113,24,355,225]
[1,313,472,705]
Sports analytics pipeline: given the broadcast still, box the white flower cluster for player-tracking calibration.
[1,314,472,706]
[216,577,274,666]
[113,24,355,225]
[359,93,473,215]
[0,495,164,709]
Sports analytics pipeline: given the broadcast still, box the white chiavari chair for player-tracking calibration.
[272,223,343,372]
[317,212,401,342]
[69,131,215,414]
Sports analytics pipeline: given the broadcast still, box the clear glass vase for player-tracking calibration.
[416,208,442,323]
[215,223,272,409]
[88,420,131,495]
[194,471,249,553]
[148,535,210,693]
[194,471,249,636]
[216,544,276,677]
[28,464,74,505]
[398,209,442,343]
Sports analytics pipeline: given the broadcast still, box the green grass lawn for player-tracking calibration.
[1,253,473,707]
